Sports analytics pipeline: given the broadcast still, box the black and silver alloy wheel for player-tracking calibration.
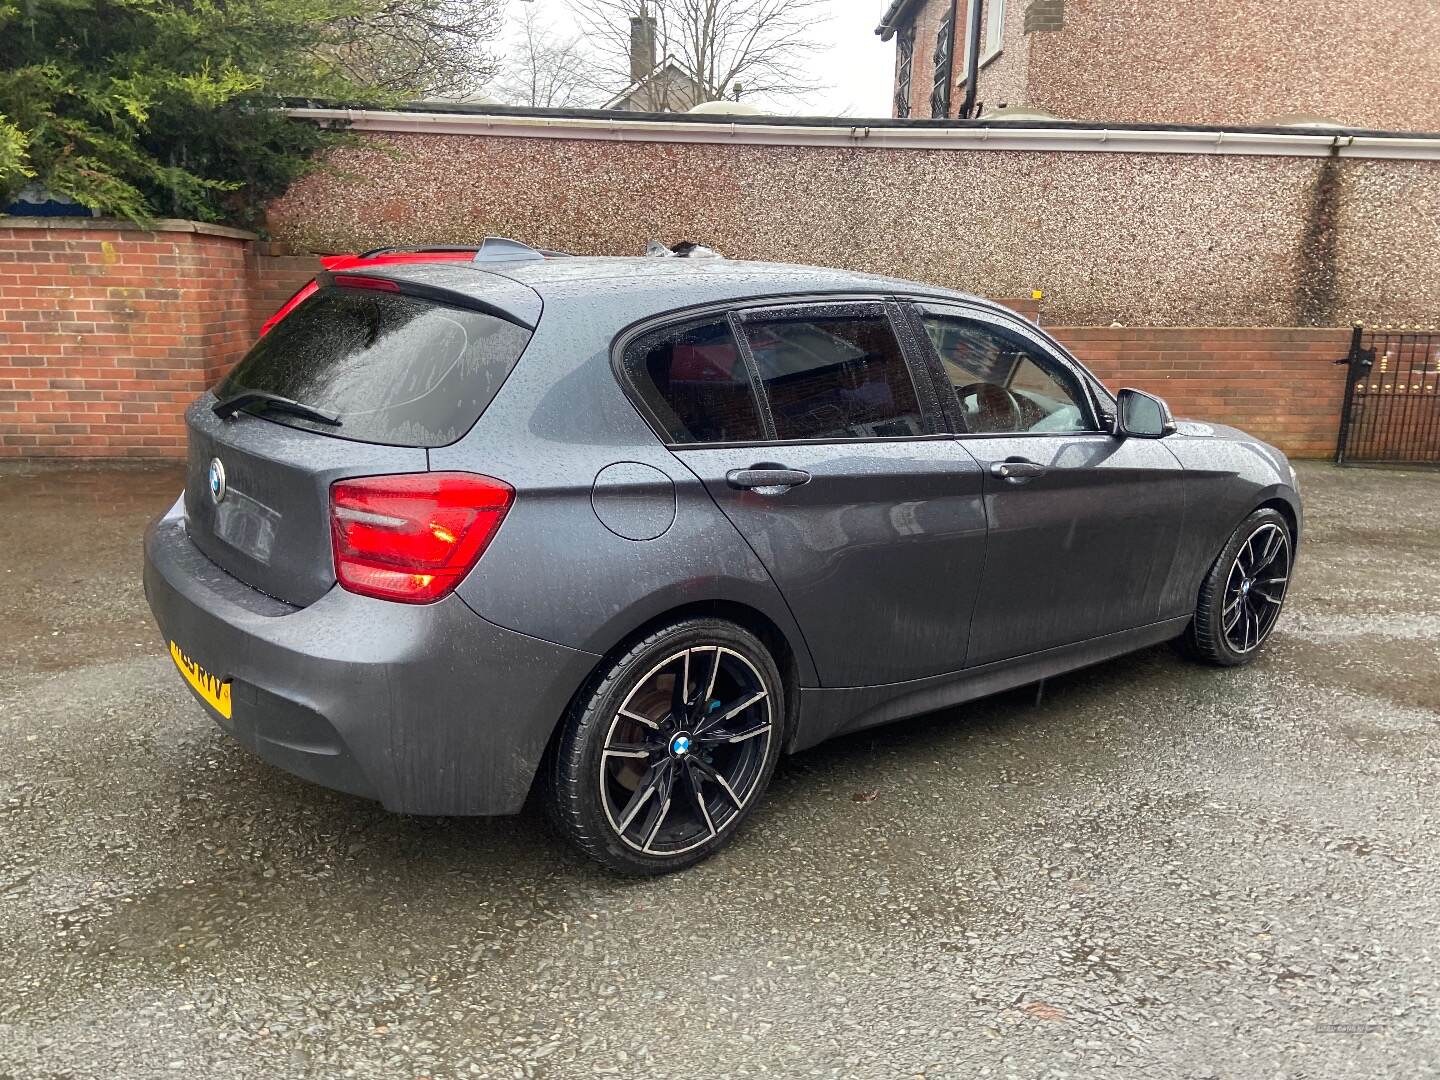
[1221,521,1291,654]
[602,646,771,856]
[546,618,784,875]
[1185,506,1294,667]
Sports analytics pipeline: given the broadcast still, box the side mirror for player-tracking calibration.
[1114,388,1177,439]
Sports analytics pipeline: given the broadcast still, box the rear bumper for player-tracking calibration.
[143,501,599,815]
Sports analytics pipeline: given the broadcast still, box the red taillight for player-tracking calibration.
[329,472,514,604]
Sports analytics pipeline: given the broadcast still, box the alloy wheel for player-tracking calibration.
[1222,522,1291,653]
[600,645,772,856]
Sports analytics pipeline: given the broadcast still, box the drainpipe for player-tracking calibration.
[958,0,984,118]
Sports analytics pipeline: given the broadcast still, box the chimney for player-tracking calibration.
[629,15,657,84]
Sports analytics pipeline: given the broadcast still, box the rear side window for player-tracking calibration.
[739,312,924,440]
[622,318,765,444]
[218,287,531,448]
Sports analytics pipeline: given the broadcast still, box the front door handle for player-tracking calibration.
[990,459,1047,483]
[726,466,812,492]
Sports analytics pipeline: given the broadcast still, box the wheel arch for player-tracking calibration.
[1255,495,1300,542]
[541,598,809,778]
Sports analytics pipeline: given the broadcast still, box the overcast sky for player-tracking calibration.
[498,1,897,117]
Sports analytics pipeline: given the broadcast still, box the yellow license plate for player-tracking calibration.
[169,640,232,719]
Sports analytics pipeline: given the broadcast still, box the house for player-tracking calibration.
[876,0,1440,131]
[604,15,709,113]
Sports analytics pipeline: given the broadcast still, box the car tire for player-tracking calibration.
[1184,507,1293,667]
[545,617,785,875]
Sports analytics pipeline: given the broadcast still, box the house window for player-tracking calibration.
[930,7,954,117]
[894,24,915,118]
[984,0,1006,63]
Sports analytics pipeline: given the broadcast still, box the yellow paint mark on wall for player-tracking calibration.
[100,241,117,264]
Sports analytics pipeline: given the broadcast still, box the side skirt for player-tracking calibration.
[788,616,1192,753]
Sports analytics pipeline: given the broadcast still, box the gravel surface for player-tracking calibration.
[1,461,1437,1079]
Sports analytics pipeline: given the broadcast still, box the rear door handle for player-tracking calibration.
[726,466,812,492]
[990,459,1047,483]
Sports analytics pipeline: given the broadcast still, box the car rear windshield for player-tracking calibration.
[217,286,532,447]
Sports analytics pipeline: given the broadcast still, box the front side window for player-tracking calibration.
[739,311,925,441]
[921,313,1092,434]
[622,317,765,444]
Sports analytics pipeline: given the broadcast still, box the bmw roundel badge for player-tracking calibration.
[208,458,226,504]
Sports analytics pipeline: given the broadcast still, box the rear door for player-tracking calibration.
[623,300,988,688]
[910,302,1188,667]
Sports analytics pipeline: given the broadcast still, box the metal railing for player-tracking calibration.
[1335,324,1440,466]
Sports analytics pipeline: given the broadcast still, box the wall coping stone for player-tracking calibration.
[0,216,257,240]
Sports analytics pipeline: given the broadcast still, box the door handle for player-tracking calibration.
[726,466,812,492]
[990,459,1047,483]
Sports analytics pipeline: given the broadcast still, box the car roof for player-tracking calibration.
[351,256,987,322]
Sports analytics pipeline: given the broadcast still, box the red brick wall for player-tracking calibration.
[1050,326,1353,459]
[245,246,322,345]
[0,220,258,459]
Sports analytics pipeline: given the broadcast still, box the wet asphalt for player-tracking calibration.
[0,461,1437,1079]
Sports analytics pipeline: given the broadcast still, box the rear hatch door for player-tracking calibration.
[185,270,537,606]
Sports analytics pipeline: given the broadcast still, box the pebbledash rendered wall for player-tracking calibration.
[270,115,1440,331]
[5,112,1440,459]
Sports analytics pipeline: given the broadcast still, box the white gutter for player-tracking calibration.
[287,107,1440,161]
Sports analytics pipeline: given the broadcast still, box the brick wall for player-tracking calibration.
[1023,0,1064,33]
[1051,326,1353,459]
[244,245,322,352]
[0,219,258,459]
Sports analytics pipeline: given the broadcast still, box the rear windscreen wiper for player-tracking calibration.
[213,390,341,426]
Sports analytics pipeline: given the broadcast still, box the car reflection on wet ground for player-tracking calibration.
[1,461,1437,1078]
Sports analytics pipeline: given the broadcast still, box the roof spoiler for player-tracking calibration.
[319,268,539,331]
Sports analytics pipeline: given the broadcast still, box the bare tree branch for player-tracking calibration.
[322,0,506,97]
[490,5,605,108]
[566,0,827,107]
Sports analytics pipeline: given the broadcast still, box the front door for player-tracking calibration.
[622,300,989,687]
[913,303,1189,667]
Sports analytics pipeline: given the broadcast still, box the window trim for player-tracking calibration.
[903,300,1109,438]
[981,0,1006,67]
[611,294,950,450]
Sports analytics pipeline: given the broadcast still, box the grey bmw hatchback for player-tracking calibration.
[144,244,1302,874]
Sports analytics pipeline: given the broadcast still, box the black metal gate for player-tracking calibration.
[1335,325,1440,465]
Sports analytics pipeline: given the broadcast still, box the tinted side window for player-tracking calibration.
[921,314,1093,435]
[739,312,924,441]
[218,287,531,448]
[623,318,764,444]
